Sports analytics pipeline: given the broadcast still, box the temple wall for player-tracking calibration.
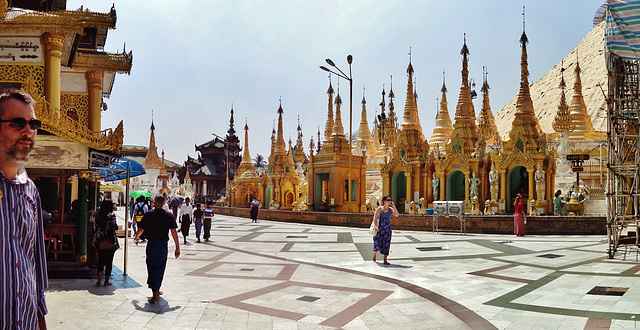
[214,207,606,235]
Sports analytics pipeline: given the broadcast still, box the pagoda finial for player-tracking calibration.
[150,109,155,131]
[227,104,236,135]
[441,71,447,93]
[324,76,335,141]
[553,60,574,133]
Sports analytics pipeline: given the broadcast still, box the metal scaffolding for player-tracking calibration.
[606,56,640,258]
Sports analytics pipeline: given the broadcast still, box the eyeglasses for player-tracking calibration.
[0,118,41,130]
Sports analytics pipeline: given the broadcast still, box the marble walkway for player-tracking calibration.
[44,210,640,329]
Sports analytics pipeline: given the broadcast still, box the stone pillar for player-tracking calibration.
[382,172,390,196]
[86,71,104,132]
[42,32,65,109]
[202,180,208,201]
[77,172,89,263]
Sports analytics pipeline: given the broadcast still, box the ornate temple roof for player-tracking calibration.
[552,62,575,133]
[354,90,376,158]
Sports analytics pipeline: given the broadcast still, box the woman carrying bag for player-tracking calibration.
[92,200,120,286]
[371,195,399,265]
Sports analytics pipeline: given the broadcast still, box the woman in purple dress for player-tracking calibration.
[372,195,400,265]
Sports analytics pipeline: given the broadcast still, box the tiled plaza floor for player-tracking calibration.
[45,210,640,329]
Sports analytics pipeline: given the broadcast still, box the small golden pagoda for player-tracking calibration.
[353,91,377,159]
[292,116,308,164]
[429,73,454,153]
[495,26,554,213]
[381,57,432,213]
[567,54,602,141]
[230,120,264,207]
[308,81,366,212]
[476,68,501,147]
[265,102,299,210]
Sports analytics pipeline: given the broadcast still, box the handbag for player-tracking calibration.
[98,240,115,250]
[369,218,378,235]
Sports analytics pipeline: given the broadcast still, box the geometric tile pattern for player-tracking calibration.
[213,281,393,328]
[44,210,640,329]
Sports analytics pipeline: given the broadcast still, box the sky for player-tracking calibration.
[67,0,606,165]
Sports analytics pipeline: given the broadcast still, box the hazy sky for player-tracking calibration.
[67,0,605,164]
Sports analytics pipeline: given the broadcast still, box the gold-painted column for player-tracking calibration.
[464,172,470,201]
[500,171,506,201]
[86,71,104,132]
[42,32,65,109]
[528,167,534,202]
[405,172,412,205]
[439,173,445,201]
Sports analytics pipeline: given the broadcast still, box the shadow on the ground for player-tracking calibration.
[132,299,181,314]
[377,263,413,269]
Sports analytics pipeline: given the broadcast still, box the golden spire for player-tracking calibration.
[236,119,257,177]
[553,61,575,133]
[324,76,335,142]
[508,8,542,150]
[429,71,454,148]
[355,86,376,157]
[386,76,398,145]
[270,120,276,154]
[159,147,167,175]
[401,49,422,131]
[275,100,287,154]
[447,34,478,155]
[143,111,162,169]
[372,109,381,151]
[454,34,476,119]
[567,52,598,140]
[477,67,501,143]
[332,82,346,136]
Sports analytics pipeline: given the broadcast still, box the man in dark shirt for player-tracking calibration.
[134,195,180,303]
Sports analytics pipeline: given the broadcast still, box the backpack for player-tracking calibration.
[135,203,146,216]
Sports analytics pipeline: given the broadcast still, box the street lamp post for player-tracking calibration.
[212,132,229,206]
[320,55,353,213]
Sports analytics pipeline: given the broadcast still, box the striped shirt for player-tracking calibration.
[0,165,48,329]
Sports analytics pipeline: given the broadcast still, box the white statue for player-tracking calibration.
[489,162,499,202]
[535,164,545,201]
[469,171,480,199]
[432,173,440,200]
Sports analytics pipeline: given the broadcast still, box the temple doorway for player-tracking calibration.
[447,171,465,201]
[507,166,529,212]
[391,171,406,213]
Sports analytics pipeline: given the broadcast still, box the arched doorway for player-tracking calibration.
[391,171,406,213]
[507,166,529,212]
[447,171,465,201]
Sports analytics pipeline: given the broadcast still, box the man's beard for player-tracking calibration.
[7,137,34,161]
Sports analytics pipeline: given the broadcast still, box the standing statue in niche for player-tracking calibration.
[469,171,480,200]
[535,164,545,201]
[489,162,499,202]
[432,173,440,201]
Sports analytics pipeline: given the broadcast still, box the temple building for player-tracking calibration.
[265,102,301,209]
[493,26,554,214]
[1,1,132,261]
[182,108,241,204]
[308,83,367,212]
[229,120,264,207]
[432,36,486,213]
[381,57,432,213]
[121,117,184,197]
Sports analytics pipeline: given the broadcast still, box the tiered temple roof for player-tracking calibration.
[429,73,454,151]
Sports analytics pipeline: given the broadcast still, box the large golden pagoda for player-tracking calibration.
[496,25,554,213]
[230,120,264,207]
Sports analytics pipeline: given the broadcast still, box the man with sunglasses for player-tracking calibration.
[0,89,47,329]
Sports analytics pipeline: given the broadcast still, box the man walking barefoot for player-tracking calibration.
[134,195,180,303]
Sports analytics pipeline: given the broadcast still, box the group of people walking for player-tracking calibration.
[93,195,215,304]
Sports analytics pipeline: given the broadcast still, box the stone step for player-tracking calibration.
[584,199,606,216]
